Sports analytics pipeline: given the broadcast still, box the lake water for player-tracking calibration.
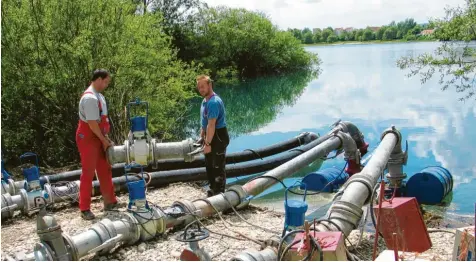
[186,42,475,224]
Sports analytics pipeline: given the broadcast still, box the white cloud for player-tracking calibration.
[202,0,466,29]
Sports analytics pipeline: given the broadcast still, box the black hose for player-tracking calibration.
[91,134,334,196]
[41,132,319,184]
[278,231,323,261]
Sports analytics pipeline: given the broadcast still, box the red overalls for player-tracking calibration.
[76,91,116,211]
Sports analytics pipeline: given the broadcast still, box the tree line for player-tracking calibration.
[1,0,318,168]
[289,18,436,44]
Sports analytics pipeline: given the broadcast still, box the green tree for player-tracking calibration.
[1,0,200,166]
[362,29,375,41]
[327,34,338,43]
[303,31,314,44]
[397,0,476,101]
[376,26,387,40]
[321,27,334,42]
[180,7,319,79]
[312,29,322,43]
[383,27,398,40]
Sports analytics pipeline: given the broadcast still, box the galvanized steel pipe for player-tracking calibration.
[316,126,401,236]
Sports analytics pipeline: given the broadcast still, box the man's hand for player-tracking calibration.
[203,144,211,154]
[101,138,112,151]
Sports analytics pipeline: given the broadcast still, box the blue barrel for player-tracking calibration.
[131,116,147,132]
[300,167,349,192]
[405,166,453,205]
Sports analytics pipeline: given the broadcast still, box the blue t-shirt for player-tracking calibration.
[200,93,226,130]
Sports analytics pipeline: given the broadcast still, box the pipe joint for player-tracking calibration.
[172,200,200,226]
[327,201,363,230]
[334,131,360,164]
[1,193,16,219]
[226,185,250,210]
[339,173,374,204]
[231,247,278,261]
[380,125,402,147]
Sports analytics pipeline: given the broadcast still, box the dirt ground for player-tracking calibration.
[0,183,464,261]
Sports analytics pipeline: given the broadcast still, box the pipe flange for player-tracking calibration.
[183,139,194,163]
[1,193,15,219]
[226,185,250,210]
[62,233,78,261]
[380,125,401,145]
[42,184,53,204]
[152,207,166,235]
[8,179,16,195]
[119,212,141,245]
[151,138,157,169]
[125,140,131,164]
[33,242,54,261]
[97,219,117,254]
[20,189,29,214]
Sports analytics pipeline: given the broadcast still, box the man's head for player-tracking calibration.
[91,69,111,92]
[196,75,213,98]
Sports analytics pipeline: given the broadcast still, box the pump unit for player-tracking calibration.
[125,164,150,211]
[106,98,198,167]
[20,152,42,192]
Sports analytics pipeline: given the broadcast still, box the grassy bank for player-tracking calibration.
[303,39,436,46]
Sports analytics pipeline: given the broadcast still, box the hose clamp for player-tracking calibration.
[380,125,402,145]
[226,185,250,210]
[62,233,78,261]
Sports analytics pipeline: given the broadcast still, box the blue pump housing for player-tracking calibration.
[284,181,308,234]
[405,166,453,205]
[20,152,41,191]
[127,98,149,134]
[125,164,149,210]
[300,167,348,193]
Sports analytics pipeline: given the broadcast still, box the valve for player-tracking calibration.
[127,98,149,141]
[125,163,150,211]
[20,152,42,192]
[1,159,11,182]
[176,221,211,261]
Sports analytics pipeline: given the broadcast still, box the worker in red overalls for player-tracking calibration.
[76,69,120,220]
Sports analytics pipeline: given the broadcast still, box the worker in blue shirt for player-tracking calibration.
[196,75,230,197]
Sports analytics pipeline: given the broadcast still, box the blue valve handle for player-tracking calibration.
[126,98,149,129]
[20,152,39,167]
[285,181,308,203]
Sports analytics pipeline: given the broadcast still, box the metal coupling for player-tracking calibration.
[339,173,374,204]
[380,125,402,146]
[334,131,360,164]
[327,200,363,231]
[172,200,200,226]
[226,185,250,210]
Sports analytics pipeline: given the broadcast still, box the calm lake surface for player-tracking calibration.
[187,42,475,223]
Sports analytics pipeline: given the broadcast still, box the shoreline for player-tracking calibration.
[303,39,437,47]
[1,183,468,261]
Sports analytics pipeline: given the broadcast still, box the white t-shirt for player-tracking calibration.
[78,85,108,122]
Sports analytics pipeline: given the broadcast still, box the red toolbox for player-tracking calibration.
[373,197,432,253]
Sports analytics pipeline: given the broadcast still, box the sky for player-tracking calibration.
[202,0,467,30]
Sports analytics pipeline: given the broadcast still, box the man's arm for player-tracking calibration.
[205,118,216,145]
[87,121,108,143]
[200,127,205,140]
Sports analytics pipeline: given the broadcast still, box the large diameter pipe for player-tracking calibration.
[1,179,25,195]
[41,132,318,184]
[316,127,400,236]
[243,136,342,197]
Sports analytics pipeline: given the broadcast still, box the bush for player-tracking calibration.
[177,7,319,79]
[1,0,200,166]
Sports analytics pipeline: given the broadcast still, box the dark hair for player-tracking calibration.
[91,69,110,81]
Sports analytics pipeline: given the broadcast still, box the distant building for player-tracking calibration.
[312,28,320,34]
[420,29,434,35]
[344,27,355,32]
[334,27,345,36]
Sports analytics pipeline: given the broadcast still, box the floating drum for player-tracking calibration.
[405,166,453,205]
[300,167,348,193]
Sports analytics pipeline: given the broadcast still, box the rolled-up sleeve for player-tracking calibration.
[82,97,100,121]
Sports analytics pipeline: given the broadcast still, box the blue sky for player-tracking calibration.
[202,0,467,29]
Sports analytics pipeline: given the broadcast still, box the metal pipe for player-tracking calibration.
[41,132,318,184]
[18,123,364,261]
[1,179,24,195]
[315,126,401,236]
